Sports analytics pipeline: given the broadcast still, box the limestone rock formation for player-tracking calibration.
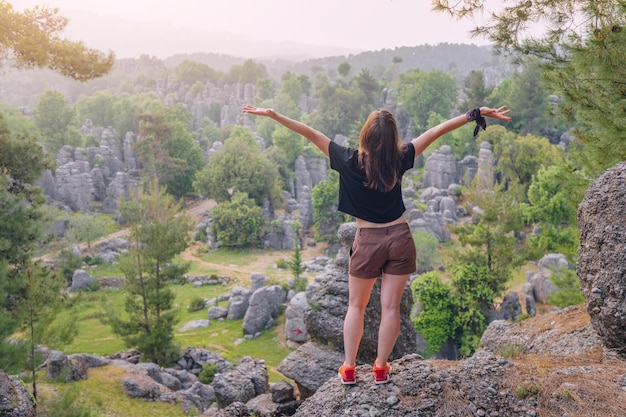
[577,161,626,350]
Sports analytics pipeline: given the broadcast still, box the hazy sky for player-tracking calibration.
[11,0,494,57]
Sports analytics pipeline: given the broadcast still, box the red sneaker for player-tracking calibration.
[373,360,391,384]
[338,364,356,385]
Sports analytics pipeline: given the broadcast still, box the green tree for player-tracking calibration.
[353,69,383,109]
[0,113,55,369]
[411,272,456,357]
[432,0,626,174]
[272,125,305,168]
[18,263,76,403]
[480,125,562,201]
[452,175,525,292]
[194,130,280,207]
[459,70,492,111]
[68,212,117,253]
[413,230,440,274]
[34,89,83,155]
[135,105,204,198]
[211,192,264,249]
[175,60,219,85]
[228,59,268,84]
[104,182,193,365]
[395,69,458,131]
[74,91,117,129]
[311,171,349,243]
[0,1,113,81]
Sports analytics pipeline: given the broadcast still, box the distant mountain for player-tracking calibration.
[61,9,363,60]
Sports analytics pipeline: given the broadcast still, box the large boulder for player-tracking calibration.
[577,161,626,350]
[212,357,268,408]
[242,285,287,336]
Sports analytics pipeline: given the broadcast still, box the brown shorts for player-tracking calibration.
[349,222,417,279]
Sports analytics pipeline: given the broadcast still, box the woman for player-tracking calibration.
[242,104,512,384]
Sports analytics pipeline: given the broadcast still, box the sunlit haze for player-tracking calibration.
[11,0,493,58]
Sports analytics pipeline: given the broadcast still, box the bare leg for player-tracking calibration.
[376,273,409,367]
[342,275,377,367]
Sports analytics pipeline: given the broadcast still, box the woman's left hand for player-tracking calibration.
[480,106,512,121]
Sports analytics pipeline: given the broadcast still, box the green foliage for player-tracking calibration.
[211,192,264,249]
[395,69,457,131]
[290,241,305,281]
[526,224,579,261]
[413,231,440,274]
[525,165,579,227]
[187,297,207,313]
[411,263,499,358]
[0,1,113,81]
[453,177,525,290]
[175,60,220,85]
[311,170,348,243]
[198,363,219,384]
[19,263,77,399]
[227,59,268,84]
[547,268,585,308]
[272,125,305,167]
[1,115,55,371]
[135,105,205,198]
[68,212,117,252]
[103,182,193,365]
[488,128,562,201]
[459,70,493,111]
[74,91,117,129]
[57,249,83,283]
[194,133,280,207]
[411,272,456,357]
[34,89,83,155]
[308,85,366,139]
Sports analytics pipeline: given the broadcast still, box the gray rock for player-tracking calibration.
[577,161,626,350]
[242,285,287,336]
[212,357,268,408]
[284,291,310,343]
[0,369,35,417]
[179,319,210,332]
[46,350,88,382]
[122,376,161,400]
[207,306,228,320]
[422,145,457,189]
[227,286,252,320]
[70,269,96,291]
[277,342,345,400]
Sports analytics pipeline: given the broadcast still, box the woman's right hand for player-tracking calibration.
[242,105,275,118]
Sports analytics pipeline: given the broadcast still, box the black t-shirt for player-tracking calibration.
[328,140,416,223]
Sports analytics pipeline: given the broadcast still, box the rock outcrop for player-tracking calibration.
[577,161,626,350]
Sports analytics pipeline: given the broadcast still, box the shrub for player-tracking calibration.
[188,297,207,312]
[198,363,218,384]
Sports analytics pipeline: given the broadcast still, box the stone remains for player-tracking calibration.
[45,350,88,382]
[212,357,268,408]
[70,269,97,292]
[277,342,345,400]
[242,285,287,337]
[421,145,457,189]
[284,292,310,343]
[226,286,252,320]
[526,253,571,304]
[577,161,626,350]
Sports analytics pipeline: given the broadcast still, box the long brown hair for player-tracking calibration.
[358,109,406,192]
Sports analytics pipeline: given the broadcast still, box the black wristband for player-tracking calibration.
[466,108,486,137]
